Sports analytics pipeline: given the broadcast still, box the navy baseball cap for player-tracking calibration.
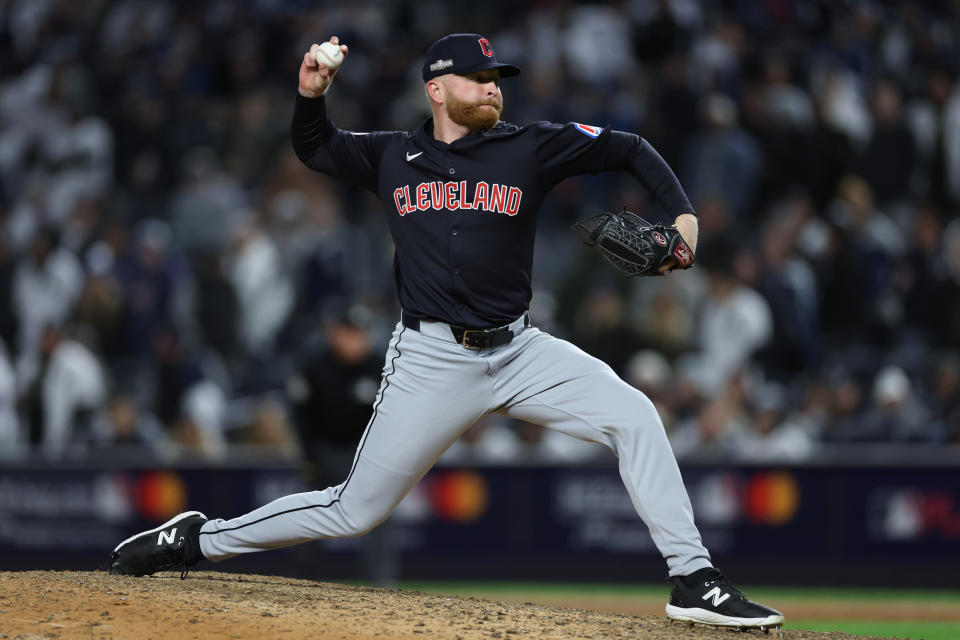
[422,34,521,83]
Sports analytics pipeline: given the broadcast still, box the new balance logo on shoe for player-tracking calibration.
[109,511,208,578]
[158,528,177,546]
[702,586,731,607]
[666,567,784,630]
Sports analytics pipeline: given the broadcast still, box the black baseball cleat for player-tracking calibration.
[108,511,207,578]
[665,567,785,630]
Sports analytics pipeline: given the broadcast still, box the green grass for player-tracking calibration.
[400,581,960,602]
[788,620,960,640]
[397,582,960,640]
[737,586,960,603]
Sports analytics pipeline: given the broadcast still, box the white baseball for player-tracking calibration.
[315,41,344,70]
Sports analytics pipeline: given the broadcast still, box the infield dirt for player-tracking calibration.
[0,571,897,640]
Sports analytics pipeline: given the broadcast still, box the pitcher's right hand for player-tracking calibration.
[299,36,348,98]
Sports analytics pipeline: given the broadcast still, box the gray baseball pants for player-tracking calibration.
[198,315,712,577]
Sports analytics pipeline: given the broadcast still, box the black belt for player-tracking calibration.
[401,312,529,350]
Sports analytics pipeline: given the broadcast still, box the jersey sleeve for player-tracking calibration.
[291,93,398,193]
[534,121,695,217]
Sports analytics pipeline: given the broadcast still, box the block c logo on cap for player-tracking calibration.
[478,38,494,57]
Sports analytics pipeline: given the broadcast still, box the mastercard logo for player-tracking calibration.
[135,471,188,521]
[428,470,489,522]
[744,472,800,525]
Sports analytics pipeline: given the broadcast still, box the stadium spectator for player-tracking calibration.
[236,397,299,459]
[0,231,19,349]
[906,62,960,208]
[859,366,933,443]
[679,242,772,396]
[20,324,106,458]
[927,354,960,443]
[113,219,183,364]
[670,388,746,459]
[754,198,821,378]
[11,228,83,358]
[858,79,916,205]
[89,394,167,456]
[190,249,241,366]
[228,213,293,360]
[569,284,644,378]
[932,219,960,351]
[625,349,676,431]
[287,302,397,586]
[287,303,384,485]
[735,383,814,462]
[819,368,869,443]
[682,93,762,218]
[74,241,125,368]
[147,325,227,459]
[0,338,19,457]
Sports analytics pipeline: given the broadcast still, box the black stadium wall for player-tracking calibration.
[0,457,957,587]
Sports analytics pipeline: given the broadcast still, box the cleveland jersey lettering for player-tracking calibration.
[392,181,523,216]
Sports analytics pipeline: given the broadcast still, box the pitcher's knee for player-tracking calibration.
[339,498,393,537]
[617,386,660,420]
[348,512,386,536]
[609,388,666,437]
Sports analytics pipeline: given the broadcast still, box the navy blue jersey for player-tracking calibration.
[292,94,695,328]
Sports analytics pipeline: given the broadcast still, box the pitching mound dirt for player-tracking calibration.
[0,571,888,640]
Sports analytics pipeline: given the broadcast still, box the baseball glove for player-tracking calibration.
[571,209,695,276]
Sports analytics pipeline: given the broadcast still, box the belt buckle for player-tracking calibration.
[461,329,484,350]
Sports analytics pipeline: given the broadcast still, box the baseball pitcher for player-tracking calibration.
[108,33,783,630]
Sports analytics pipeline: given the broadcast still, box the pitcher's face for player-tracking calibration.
[441,70,503,131]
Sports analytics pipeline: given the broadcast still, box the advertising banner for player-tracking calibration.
[0,463,957,584]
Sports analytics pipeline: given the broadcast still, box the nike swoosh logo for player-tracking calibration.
[406,151,423,162]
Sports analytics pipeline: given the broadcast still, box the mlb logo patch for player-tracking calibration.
[574,123,602,138]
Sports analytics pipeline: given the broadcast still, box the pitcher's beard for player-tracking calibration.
[446,93,502,131]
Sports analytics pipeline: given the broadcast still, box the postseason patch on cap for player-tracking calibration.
[429,58,454,72]
[574,123,602,138]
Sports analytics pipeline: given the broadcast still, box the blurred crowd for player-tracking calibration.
[0,0,959,464]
